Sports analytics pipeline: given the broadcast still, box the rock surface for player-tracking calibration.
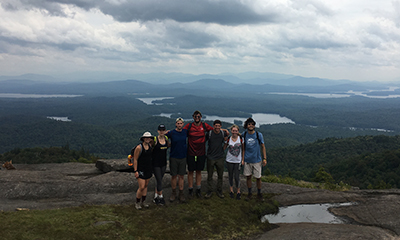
[1,161,399,239]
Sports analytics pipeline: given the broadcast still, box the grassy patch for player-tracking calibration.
[261,175,351,191]
[0,195,278,240]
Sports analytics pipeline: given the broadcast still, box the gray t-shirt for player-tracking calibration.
[206,130,225,160]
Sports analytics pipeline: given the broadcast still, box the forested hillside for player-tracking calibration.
[267,135,400,189]
[0,145,98,164]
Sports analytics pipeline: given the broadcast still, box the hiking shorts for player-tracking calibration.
[243,161,262,179]
[187,155,206,172]
[170,157,187,176]
[138,169,152,180]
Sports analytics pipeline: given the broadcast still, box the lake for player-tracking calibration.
[155,113,295,127]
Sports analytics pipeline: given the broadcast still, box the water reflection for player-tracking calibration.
[137,97,174,105]
[262,202,354,224]
[155,113,295,126]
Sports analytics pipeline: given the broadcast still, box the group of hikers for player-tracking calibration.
[128,110,267,210]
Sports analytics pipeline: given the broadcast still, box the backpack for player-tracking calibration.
[128,143,143,165]
[207,129,225,141]
[153,136,169,144]
[227,135,243,145]
[243,131,261,148]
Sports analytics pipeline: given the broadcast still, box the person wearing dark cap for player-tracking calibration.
[152,124,170,205]
[242,118,267,200]
[133,131,154,210]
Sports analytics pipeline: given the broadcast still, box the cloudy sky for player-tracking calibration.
[1,0,399,82]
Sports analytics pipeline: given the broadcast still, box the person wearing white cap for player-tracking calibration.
[133,131,154,210]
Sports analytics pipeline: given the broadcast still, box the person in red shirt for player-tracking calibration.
[184,110,229,198]
[183,110,214,198]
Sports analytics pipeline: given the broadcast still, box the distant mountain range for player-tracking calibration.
[0,72,397,96]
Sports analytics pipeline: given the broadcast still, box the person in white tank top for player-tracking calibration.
[224,125,244,199]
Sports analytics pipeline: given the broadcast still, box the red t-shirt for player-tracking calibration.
[184,122,213,156]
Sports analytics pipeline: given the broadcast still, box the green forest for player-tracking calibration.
[1,93,400,190]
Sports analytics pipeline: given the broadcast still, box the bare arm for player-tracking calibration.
[133,144,142,178]
[261,143,267,166]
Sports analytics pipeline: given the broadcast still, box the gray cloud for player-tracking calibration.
[4,0,280,25]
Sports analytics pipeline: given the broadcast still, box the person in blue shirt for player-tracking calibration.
[166,117,188,203]
[242,117,267,200]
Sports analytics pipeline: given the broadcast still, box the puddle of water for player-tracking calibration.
[262,202,354,224]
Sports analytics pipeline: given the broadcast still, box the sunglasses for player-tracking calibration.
[194,115,202,118]
[248,122,255,126]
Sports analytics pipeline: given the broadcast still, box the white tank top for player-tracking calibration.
[226,137,242,164]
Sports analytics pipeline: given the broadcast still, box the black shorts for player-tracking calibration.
[187,155,206,171]
[137,169,152,180]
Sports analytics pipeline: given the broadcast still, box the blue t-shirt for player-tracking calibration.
[166,129,188,159]
[242,131,264,163]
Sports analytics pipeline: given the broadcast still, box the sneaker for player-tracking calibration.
[170,189,177,202]
[229,192,234,199]
[159,197,165,206]
[205,191,213,199]
[153,197,160,205]
[246,193,252,201]
[196,189,203,198]
[236,193,241,200]
[135,202,142,210]
[179,190,186,203]
[141,202,150,208]
[216,191,225,199]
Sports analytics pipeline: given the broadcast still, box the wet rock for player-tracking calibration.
[1,162,399,239]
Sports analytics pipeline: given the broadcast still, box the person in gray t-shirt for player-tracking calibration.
[205,120,228,198]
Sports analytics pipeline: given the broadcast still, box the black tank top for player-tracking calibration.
[137,143,152,171]
[152,136,168,167]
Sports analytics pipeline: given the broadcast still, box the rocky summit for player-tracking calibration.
[1,160,400,239]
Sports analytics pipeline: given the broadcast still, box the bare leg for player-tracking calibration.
[195,170,202,187]
[188,171,194,188]
[171,175,177,190]
[178,175,184,190]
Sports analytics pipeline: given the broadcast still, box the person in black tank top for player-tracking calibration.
[133,132,154,210]
[152,124,170,205]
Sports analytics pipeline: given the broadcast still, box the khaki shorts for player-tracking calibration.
[243,161,262,179]
[170,157,187,176]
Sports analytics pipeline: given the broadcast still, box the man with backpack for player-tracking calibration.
[242,117,267,200]
[183,110,214,198]
[205,120,227,199]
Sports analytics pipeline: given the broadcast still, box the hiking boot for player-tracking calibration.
[196,189,203,198]
[135,202,142,210]
[246,193,252,201]
[229,192,235,199]
[179,190,186,203]
[257,193,263,201]
[159,197,165,206]
[188,188,194,198]
[170,189,177,202]
[216,191,225,199]
[205,191,213,199]
[236,193,241,200]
